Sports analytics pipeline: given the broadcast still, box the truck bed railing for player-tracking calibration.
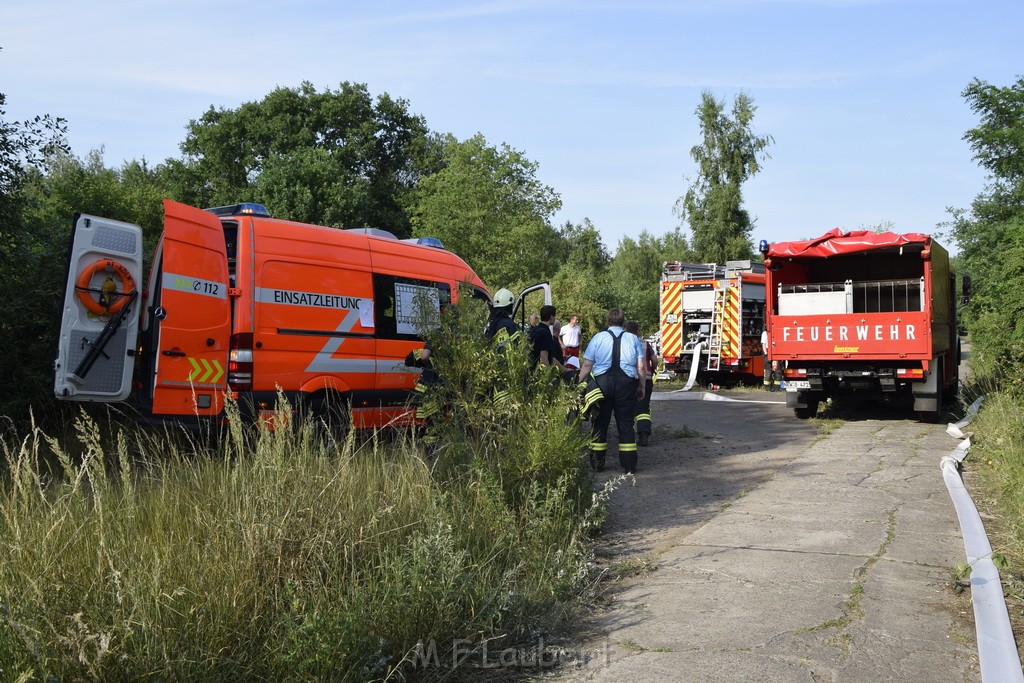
[663,262,724,280]
[664,260,766,280]
[779,278,924,314]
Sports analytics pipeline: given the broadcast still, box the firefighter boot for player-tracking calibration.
[589,443,607,472]
[619,442,638,474]
[635,412,651,446]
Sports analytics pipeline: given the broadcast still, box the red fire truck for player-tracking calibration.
[763,229,960,419]
[659,260,767,387]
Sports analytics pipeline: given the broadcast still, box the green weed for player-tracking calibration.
[0,297,603,680]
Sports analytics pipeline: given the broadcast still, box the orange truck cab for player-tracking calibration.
[54,200,546,430]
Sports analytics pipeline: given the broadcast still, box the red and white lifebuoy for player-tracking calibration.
[75,258,136,315]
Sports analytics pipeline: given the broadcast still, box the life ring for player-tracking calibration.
[75,258,136,315]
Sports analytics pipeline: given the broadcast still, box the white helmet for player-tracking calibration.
[493,288,514,307]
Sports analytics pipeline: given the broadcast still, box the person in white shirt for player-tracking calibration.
[560,314,582,360]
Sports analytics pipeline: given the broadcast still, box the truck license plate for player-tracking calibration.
[786,380,811,390]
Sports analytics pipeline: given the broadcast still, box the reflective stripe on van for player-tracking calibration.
[255,287,369,311]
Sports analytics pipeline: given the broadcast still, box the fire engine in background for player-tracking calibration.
[54,199,548,430]
[763,229,961,420]
[659,260,767,387]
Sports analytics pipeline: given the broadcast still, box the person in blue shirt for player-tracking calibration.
[577,308,647,473]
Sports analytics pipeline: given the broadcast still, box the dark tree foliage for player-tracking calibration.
[161,81,433,237]
[953,77,1024,385]
[0,91,69,225]
[677,91,772,264]
[0,90,73,424]
[3,151,166,426]
[0,71,705,425]
[557,218,612,272]
[606,228,694,334]
[411,133,563,289]
[549,219,614,336]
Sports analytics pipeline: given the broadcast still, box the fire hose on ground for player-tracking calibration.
[941,396,1023,682]
[680,342,704,392]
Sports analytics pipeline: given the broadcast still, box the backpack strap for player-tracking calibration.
[609,329,625,377]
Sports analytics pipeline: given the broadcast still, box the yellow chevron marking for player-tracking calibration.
[660,283,684,354]
[187,357,201,381]
[200,358,214,382]
[188,357,224,383]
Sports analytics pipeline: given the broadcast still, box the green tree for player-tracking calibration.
[677,90,772,264]
[952,77,1024,384]
[0,86,72,423]
[557,218,611,272]
[549,219,613,337]
[161,81,432,236]
[606,228,694,334]
[411,133,563,289]
[4,151,167,424]
[20,151,166,250]
[0,90,69,227]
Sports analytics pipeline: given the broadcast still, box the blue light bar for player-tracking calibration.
[401,236,445,249]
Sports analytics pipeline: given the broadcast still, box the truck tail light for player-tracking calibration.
[228,332,254,391]
[784,368,807,378]
[896,368,924,379]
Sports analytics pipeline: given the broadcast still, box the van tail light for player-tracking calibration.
[228,333,253,391]
[783,367,807,378]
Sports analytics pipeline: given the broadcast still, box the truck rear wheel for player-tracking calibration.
[794,397,819,419]
[914,362,943,423]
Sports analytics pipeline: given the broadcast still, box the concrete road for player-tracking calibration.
[555,390,979,682]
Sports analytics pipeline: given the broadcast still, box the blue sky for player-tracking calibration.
[2,0,1021,253]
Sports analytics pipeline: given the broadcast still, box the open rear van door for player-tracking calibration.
[512,282,552,330]
[54,214,144,401]
[147,200,231,417]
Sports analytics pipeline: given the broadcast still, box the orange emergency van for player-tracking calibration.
[54,199,525,430]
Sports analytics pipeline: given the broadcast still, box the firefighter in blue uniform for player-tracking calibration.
[577,308,647,473]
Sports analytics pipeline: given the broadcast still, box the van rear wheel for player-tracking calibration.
[303,391,351,444]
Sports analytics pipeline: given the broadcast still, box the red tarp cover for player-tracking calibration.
[768,228,931,258]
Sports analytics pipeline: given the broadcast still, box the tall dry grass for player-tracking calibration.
[972,389,1024,560]
[1,335,600,682]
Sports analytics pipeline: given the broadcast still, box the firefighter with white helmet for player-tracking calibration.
[484,287,522,408]
[485,288,520,347]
